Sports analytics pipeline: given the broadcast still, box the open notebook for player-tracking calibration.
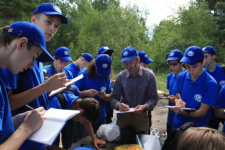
[28,108,80,145]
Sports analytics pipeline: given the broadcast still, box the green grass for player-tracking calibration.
[156,73,168,94]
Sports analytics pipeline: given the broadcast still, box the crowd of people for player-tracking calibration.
[0,2,225,150]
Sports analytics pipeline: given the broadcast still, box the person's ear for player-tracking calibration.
[31,15,37,24]
[16,37,28,50]
[202,60,206,66]
[212,55,216,59]
[137,57,140,63]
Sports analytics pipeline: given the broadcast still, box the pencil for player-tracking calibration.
[176,93,181,99]
[25,104,34,110]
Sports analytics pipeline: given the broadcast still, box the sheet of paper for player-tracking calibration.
[114,108,135,114]
[49,74,83,97]
[164,105,196,111]
[44,108,81,121]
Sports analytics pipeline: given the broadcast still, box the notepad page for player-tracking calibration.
[44,108,81,121]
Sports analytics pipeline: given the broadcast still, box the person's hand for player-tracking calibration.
[157,91,164,98]
[20,107,46,134]
[170,106,183,113]
[134,105,147,114]
[168,95,176,103]
[92,137,106,150]
[44,73,67,92]
[118,103,129,111]
[86,89,98,97]
[97,92,105,99]
[175,98,186,108]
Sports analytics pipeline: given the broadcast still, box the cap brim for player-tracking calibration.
[142,58,153,64]
[43,12,68,24]
[36,47,54,62]
[103,49,114,53]
[166,57,180,62]
[60,57,73,62]
[180,57,197,65]
[97,67,111,76]
[121,56,136,62]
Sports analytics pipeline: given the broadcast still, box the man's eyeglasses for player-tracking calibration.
[168,63,178,66]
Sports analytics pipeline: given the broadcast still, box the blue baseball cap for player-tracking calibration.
[95,54,112,76]
[167,49,183,61]
[54,46,72,62]
[121,46,138,62]
[202,46,216,55]
[138,51,153,64]
[2,21,54,62]
[33,3,68,24]
[98,46,114,55]
[181,46,204,65]
[82,53,93,62]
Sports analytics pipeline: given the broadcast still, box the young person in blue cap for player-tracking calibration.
[138,50,153,72]
[43,46,74,148]
[165,49,185,136]
[64,53,94,78]
[202,46,225,129]
[74,54,112,139]
[0,21,54,149]
[110,46,158,134]
[97,46,114,124]
[170,46,218,130]
[44,46,73,78]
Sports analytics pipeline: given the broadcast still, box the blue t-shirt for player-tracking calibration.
[64,62,84,79]
[43,64,73,79]
[214,85,225,133]
[3,60,47,150]
[75,70,112,121]
[48,85,80,109]
[0,67,14,145]
[166,72,177,125]
[205,64,225,93]
[172,70,218,129]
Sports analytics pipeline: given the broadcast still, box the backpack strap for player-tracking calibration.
[56,87,77,109]
[222,66,225,73]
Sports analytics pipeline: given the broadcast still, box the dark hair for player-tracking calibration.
[0,26,37,50]
[54,56,60,60]
[177,127,225,150]
[78,98,100,124]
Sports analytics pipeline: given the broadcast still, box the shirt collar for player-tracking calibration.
[125,66,143,78]
[186,68,206,85]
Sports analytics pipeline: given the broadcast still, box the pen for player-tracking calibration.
[176,93,181,99]
[25,104,34,110]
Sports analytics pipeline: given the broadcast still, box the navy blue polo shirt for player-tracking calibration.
[172,70,218,129]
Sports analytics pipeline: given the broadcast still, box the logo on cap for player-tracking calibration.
[123,51,128,56]
[170,52,174,56]
[102,63,108,68]
[144,54,148,58]
[53,5,61,13]
[64,51,69,56]
[219,80,225,87]
[100,87,106,93]
[194,94,202,102]
[187,51,194,57]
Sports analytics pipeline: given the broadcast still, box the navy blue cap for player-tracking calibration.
[98,46,114,55]
[82,53,93,62]
[138,51,153,64]
[121,46,138,62]
[33,3,68,24]
[167,49,183,61]
[54,46,72,62]
[181,46,204,65]
[95,54,112,76]
[2,21,54,62]
[202,46,216,55]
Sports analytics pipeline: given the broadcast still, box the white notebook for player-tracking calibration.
[49,74,83,97]
[28,108,80,145]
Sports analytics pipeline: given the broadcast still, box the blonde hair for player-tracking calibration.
[177,127,225,150]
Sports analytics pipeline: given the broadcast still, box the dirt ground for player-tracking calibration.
[151,100,168,144]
